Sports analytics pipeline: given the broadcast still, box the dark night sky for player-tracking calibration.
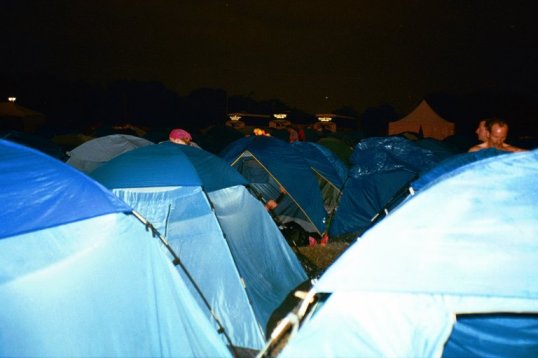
[3,0,538,115]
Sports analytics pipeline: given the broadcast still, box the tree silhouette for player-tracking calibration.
[360,104,399,137]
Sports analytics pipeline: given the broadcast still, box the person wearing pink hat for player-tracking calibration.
[169,128,201,148]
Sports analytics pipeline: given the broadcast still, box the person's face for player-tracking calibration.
[488,124,508,147]
[476,120,488,142]
[170,137,187,145]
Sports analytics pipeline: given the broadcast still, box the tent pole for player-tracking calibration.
[131,210,239,356]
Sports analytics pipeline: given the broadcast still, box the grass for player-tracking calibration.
[297,241,351,273]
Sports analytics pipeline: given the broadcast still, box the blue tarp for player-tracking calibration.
[0,140,231,357]
[281,149,538,357]
[220,136,327,234]
[92,142,307,349]
[349,136,440,174]
[329,136,443,237]
[414,137,460,161]
[412,147,508,191]
[353,148,510,233]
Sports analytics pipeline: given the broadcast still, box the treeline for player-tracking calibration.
[1,74,536,141]
[0,75,394,137]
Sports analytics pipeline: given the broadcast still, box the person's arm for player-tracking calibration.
[505,144,527,152]
[274,191,287,204]
[264,186,287,211]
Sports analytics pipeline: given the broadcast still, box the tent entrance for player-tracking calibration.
[233,152,319,234]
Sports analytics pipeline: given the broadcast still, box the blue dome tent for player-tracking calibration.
[280,149,538,357]
[220,136,327,236]
[291,141,348,218]
[0,140,231,357]
[91,142,307,350]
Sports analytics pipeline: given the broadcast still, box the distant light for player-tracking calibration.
[316,114,334,122]
[273,113,287,119]
[8,97,16,102]
[228,114,242,121]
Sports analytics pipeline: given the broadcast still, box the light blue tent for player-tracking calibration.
[220,136,327,235]
[0,140,231,358]
[281,149,538,357]
[329,136,443,238]
[91,142,307,350]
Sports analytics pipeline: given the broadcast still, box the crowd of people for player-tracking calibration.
[170,115,527,154]
[168,117,527,217]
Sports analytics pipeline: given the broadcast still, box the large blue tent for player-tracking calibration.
[220,136,327,235]
[281,149,538,357]
[0,140,231,357]
[91,142,307,350]
[291,141,348,217]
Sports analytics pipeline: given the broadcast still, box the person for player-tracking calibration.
[287,127,299,143]
[466,119,489,152]
[468,117,525,153]
[475,119,489,143]
[169,128,201,148]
